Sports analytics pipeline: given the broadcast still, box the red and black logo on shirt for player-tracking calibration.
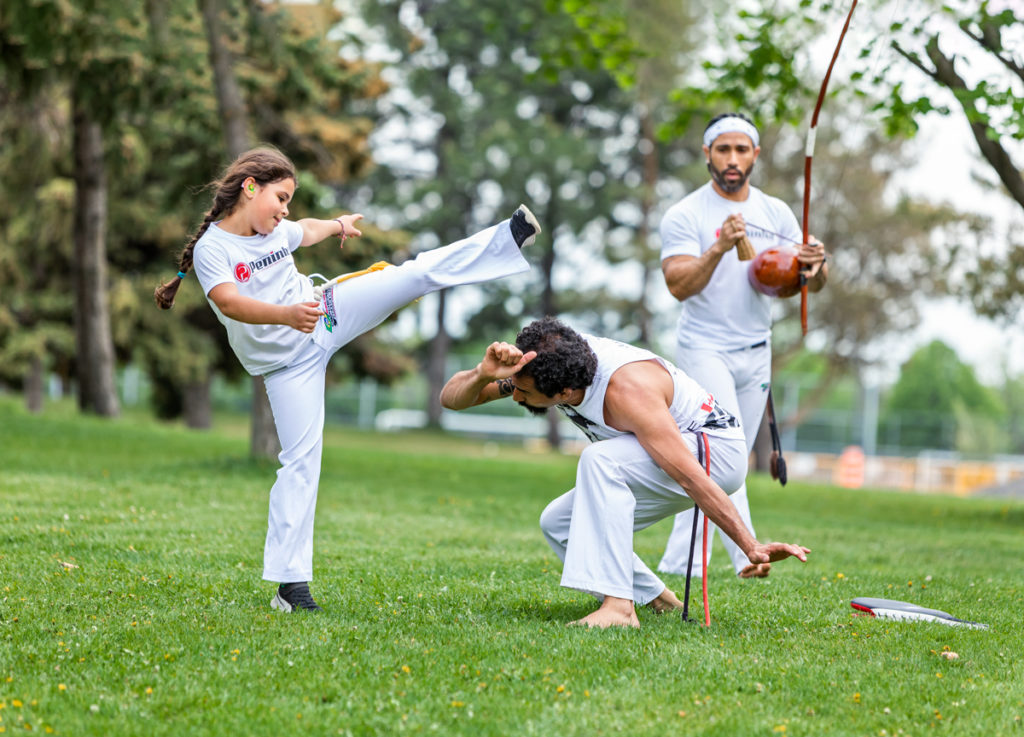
[233,248,288,283]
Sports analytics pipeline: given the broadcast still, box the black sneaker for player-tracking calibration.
[509,204,541,249]
[271,582,322,612]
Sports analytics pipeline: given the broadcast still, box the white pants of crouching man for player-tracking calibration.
[539,427,747,604]
[262,222,529,583]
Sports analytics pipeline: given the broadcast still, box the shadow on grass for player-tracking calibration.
[495,593,595,624]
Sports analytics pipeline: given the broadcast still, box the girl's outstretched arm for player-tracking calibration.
[298,214,363,247]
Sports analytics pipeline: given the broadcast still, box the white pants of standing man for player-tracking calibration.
[261,222,530,584]
[539,428,746,604]
[658,342,771,576]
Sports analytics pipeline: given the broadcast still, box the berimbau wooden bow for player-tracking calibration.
[801,0,859,335]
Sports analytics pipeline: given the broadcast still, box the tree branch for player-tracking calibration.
[891,41,935,80]
[922,37,1024,211]
[960,20,1024,84]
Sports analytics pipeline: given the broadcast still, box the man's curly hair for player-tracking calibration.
[515,317,597,397]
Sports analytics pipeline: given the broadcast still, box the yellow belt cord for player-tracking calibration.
[325,261,393,287]
[312,261,392,299]
[311,261,419,305]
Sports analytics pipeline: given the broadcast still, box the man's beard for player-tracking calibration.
[708,161,753,193]
[518,400,548,416]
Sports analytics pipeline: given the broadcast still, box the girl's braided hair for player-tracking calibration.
[154,147,296,309]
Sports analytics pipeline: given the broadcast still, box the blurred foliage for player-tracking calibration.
[666,0,1022,322]
[559,0,1023,431]
[882,340,1006,454]
[0,0,403,416]
[0,0,1020,450]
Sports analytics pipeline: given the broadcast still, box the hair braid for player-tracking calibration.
[154,206,219,309]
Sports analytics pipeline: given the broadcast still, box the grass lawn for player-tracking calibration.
[1,396,1022,736]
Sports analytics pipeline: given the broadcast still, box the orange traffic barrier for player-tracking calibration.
[835,445,865,489]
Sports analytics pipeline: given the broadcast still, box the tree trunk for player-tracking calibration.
[200,0,249,158]
[200,0,279,458]
[250,376,280,459]
[635,108,659,348]
[25,355,44,414]
[752,412,772,473]
[424,118,461,430]
[425,290,451,428]
[539,199,561,450]
[71,91,120,418]
[183,379,213,430]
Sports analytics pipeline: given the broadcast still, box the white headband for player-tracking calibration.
[703,118,759,149]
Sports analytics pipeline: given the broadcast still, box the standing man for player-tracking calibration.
[440,317,810,628]
[657,113,828,579]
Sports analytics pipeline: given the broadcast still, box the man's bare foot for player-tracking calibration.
[739,562,771,578]
[570,610,640,628]
[647,587,685,614]
[568,596,640,629]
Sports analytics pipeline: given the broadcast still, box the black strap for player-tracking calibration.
[681,432,706,623]
[727,340,767,352]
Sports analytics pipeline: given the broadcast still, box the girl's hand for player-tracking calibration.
[287,301,323,333]
[336,213,364,245]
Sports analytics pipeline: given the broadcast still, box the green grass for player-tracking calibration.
[1,396,1022,736]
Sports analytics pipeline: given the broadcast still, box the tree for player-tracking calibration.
[877,1,1023,207]
[881,340,1005,454]
[0,0,158,416]
[658,0,1024,322]
[1,0,391,440]
[360,0,646,447]
[870,0,1024,323]
[996,368,1024,455]
[71,87,120,416]
[197,0,282,456]
[0,83,76,412]
[561,0,1004,462]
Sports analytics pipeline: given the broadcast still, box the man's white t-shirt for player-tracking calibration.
[660,182,801,351]
[192,219,315,376]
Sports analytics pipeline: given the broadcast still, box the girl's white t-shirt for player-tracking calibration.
[192,219,315,376]
[659,182,801,351]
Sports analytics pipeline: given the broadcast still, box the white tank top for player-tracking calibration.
[558,335,741,443]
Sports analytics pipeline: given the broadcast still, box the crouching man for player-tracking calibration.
[440,316,810,628]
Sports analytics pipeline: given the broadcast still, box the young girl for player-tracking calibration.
[155,147,539,612]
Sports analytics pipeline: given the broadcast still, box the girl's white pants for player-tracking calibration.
[659,343,771,576]
[539,429,747,604]
[261,222,529,583]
